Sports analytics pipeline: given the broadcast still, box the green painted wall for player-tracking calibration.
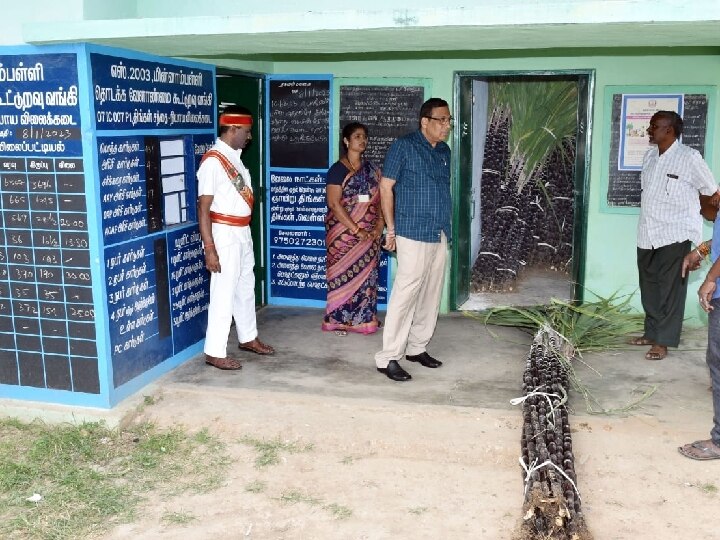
[272,50,720,323]
[83,0,137,20]
[0,1,83,45]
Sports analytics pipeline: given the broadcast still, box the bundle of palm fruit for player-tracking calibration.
[472,80,578,292]
[517,326,592,540]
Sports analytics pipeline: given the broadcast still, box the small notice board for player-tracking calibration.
[602,86,716,212]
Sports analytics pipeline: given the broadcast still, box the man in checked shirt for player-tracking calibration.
[632,111,720,361]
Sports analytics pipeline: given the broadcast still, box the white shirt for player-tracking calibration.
[197,138,253,246]
[637,140,718,249]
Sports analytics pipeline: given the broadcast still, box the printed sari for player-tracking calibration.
[322,160,382,334]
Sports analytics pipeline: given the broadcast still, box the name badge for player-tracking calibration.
[358,194,370,202]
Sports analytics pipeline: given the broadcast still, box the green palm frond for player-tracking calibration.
[476,291,644,354]
[489,80,578,192]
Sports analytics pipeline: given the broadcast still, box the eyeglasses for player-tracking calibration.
[426,116,454,126]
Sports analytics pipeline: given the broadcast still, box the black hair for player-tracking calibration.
[419,97,450,127]
[340,122,368,153]
[653,110,683,137]
[218,105,253,136]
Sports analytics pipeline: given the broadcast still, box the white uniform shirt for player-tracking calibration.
[197,138,253,246]
[637,140,718,249]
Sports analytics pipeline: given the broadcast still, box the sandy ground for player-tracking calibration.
[4,309,708,540]
[103,355,719,540]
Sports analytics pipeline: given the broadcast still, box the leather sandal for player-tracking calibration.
[678,440,720,460]
[628,336,654,346]
[645,345,667,361]
[238,338,275,355]
[205,354,242,370]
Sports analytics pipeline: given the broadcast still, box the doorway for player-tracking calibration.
[452,71,593,310]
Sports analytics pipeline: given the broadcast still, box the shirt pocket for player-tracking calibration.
[664,158,693,189]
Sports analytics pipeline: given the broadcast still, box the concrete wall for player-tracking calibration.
[273,50,720,324]
[83,0,137,20]
[4,2,719,323]
[0,1,83,45]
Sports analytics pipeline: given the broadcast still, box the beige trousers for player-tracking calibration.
[375,233,447,368]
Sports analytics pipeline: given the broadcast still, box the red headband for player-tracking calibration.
[219,113,253,126]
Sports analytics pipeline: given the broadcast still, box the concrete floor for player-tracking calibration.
[169,307,528,409]
[460,268,574,311]
[1,305,713,425]
[165,306,711,420]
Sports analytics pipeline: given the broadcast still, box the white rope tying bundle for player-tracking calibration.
[510,389,563,428]
[519,456,582,501]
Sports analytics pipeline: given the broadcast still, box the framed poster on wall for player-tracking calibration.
[618,94,683,171]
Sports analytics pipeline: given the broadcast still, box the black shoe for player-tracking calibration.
[406,351,442,368]
[377,360,412,381]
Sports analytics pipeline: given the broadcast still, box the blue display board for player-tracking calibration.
[98,136,149,243]
[90,49,214,393]
[90,53,214,131]
[0,44,216,408]
[0,53,83,157]
[265,76,333,307]
[0,50,101,396]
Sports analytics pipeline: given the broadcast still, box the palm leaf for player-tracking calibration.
[489,79,578,192]
[473,292,644,354]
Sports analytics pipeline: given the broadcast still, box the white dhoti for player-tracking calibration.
[203,224,257,358]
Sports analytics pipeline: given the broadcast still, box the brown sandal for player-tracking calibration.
[238,338,275,355]
[678,440,720,460]
[205,354,242,370]
[628,336,654,346]
[645,345,667,361]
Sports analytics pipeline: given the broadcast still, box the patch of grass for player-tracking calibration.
[340,455,355,465]
[161,510,197,525]
[409,506,428,515]
[277,489,322,506]
[276,490,352,519]
[0,418,229,539]
[700,483,718,494]
[245,480,266,493]
[239,436,313,468]
[324,503,352,519]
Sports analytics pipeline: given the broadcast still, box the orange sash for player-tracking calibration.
[209,211,251,227]
[201,149,255,210]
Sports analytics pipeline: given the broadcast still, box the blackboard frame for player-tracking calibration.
[601,85,718,214]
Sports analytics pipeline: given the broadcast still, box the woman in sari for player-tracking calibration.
[322,122,385,335]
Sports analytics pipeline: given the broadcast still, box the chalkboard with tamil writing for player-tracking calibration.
[607,93,709,208]
[339,85,425,167]
[268,79,330,169]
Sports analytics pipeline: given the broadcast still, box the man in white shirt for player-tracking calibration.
[633,111,719,361]
[197,106,274,370]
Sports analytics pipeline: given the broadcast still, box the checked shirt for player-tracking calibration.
[637,140,718,249]
[383,130,452,243]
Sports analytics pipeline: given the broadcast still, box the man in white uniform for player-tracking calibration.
[197,106,274,370]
